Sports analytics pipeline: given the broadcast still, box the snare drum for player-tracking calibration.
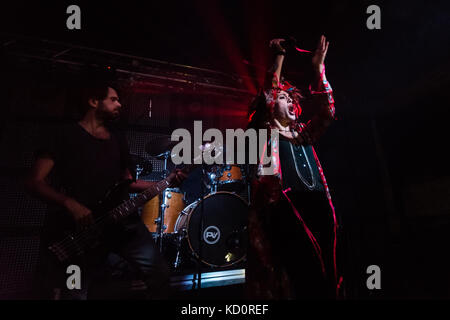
[174,191,248,267]
[141,188,185,234]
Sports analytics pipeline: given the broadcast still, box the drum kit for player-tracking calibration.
[132,137,249,270]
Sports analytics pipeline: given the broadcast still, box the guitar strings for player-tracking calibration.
[53,189,155,258]
[54,181,165,256]
[52,179,171,259]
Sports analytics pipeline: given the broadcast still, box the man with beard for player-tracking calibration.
[26,82,186,299]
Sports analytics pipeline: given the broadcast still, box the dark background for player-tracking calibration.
[1,0,450,299]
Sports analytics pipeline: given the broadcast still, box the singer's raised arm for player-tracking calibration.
[293,35,336,145]
[247,35,336,142]
[264,38,286,90]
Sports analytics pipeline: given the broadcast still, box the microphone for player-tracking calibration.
[283,36,297,49]
[284,36,312,53]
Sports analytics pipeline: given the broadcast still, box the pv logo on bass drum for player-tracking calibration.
[203,226,221,244]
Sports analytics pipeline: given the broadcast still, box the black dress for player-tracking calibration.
[247,136,336,299]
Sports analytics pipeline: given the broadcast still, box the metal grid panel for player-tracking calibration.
[0,121,49,228]
[0,236,40,298]
[0,176,47,228]
[0,122,42,169]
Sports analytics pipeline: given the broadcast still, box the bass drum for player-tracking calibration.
[174,192,248,268]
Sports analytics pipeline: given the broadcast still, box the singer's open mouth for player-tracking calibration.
[288,106,295,115]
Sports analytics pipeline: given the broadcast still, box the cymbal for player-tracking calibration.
[145,136,178,157]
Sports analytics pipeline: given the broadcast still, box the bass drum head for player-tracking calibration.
[186,192,248,268]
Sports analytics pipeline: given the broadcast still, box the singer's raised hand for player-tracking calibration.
[312,35,329,73]
[269,39,286,53]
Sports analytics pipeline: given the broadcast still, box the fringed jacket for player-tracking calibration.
[247,71,343,298]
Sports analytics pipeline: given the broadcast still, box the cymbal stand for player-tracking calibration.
[135,164,143,180]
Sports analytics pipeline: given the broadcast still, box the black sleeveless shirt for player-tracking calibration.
[278,135,325,193]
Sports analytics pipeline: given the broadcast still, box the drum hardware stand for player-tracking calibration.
[245,164,251,205]
[173,235,181,269]
[173,228,186,269]
[195,164,209,289]
[134,165,144,215]
[135,164,143,180]
[155,150,171,253]
[208,171,218,194]
[172,190,187,270]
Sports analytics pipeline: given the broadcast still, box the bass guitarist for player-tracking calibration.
[25,82,187,300]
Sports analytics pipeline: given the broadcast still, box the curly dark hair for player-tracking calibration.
[247,81,303,130]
